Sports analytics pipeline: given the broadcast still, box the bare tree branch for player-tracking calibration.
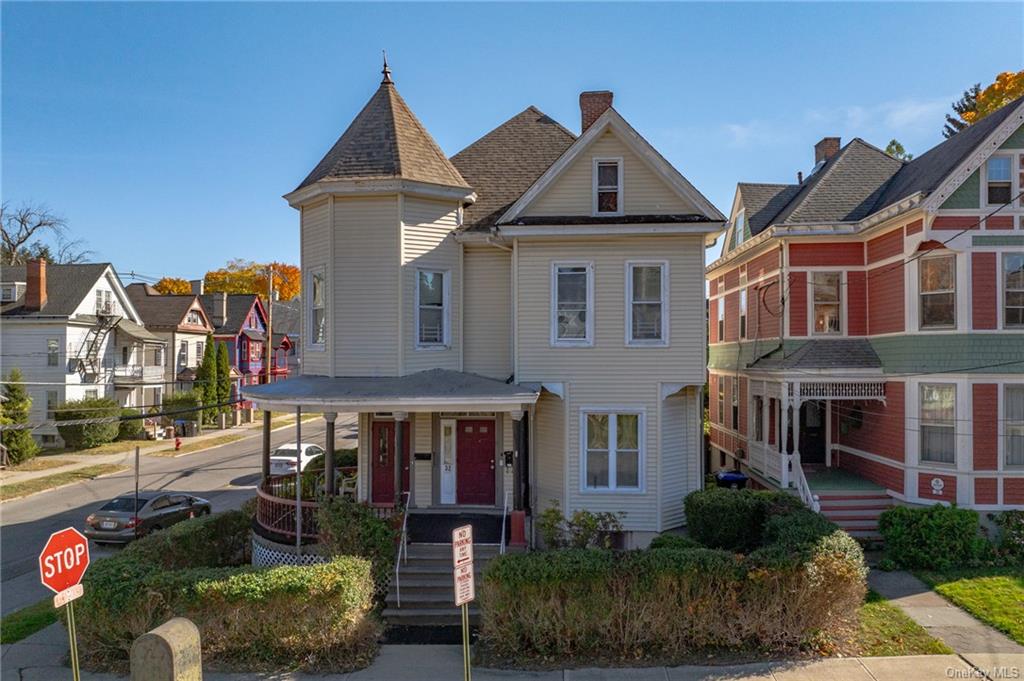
[1,202,91,264]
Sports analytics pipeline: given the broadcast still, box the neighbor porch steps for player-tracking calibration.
[816,491,893,541]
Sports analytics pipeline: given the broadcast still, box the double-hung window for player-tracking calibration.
[731,378,739,430]
[47,339,59,367]
[552,263,593,345]
[717,376,725,424]
[1004,253,1024,328]
[1006,385,1024,467]
[178,340,188,368]
[733,210,746,247]
[583,411,642,491]
[812,272,842,334]
[920,383,955,464]
[627,262,667,344]
[195,341,204,365]
[416,270,448,347]
[309,268,326,348]
[739,289,748,339]
[753,395,764,441]
[920,254,956,329]
[46,391,58,420]
[594,159,622,215]
[986,156,1012,206]
[716,297,724,341]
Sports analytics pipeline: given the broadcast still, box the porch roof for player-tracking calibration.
[748,338,881,371]
[240,368,539,412]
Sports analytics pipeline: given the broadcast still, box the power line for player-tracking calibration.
[0,397,245,432]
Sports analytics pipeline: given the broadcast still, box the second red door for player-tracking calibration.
[456,420,495,505]
[370,420,410,505]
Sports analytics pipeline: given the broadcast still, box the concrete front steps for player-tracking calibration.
[817,491,893,541]
[383,542,500,634]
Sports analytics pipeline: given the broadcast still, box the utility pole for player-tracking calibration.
[265,265,273,385]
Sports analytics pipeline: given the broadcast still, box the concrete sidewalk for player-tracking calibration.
[3,629,1022,681]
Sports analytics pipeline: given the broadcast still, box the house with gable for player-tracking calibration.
[244,61,724,566]
[1,260,165,446]
[707,97,1024,538]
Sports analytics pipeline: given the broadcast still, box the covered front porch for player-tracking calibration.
[241,369,539,548]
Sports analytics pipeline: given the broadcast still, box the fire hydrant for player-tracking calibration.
[175,437,182,451]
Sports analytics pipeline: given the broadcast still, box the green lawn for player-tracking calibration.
[0,464,126,501]
[0,599,60,644]
[851,590,953,656]
[5,456,75,472]
[148,433,246,457]
[917,567,1024,645]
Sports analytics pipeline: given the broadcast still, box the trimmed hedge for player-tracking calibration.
[879,505,985,570]
[317,496,398,599]
[55,397,120,448]
[116,408,145,441]
[480,489,866,661]
[683,487,804,551]
[76,509,380,672]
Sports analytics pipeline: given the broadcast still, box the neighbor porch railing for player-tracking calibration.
[792,459,820,512]
[393,491,411,608]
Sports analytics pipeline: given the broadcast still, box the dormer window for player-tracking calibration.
[594,158,622,215]
[734,210,746,247]
[986,156,1012,205]
[186,310,202,325]
[0,285,14,301]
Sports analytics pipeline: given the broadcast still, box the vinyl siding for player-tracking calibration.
[516,236,706,532]
[301,199,330,376]
[533,391,565,516]
[402,197,461,374]
[414,412,433,507]
[660,387,699,529]
[463,247,512,380]
[524,129,696,216]
[334,196,401,376]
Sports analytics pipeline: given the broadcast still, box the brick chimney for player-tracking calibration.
[580,91,614,132]
[814,137,841,165]
[25,259,47,311]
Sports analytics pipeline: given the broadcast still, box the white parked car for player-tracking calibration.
[269,443,325,476]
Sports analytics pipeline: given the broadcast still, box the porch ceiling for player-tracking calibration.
[240,368,539,412]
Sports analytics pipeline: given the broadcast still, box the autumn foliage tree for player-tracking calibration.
[153,277,193,295]
[944,71,1024,138]
[203,260,300,301]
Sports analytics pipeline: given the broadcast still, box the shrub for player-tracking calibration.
[124,509,251,569]
[307,448,359,472]
[535,500,623,549]
[649,534,702,551]
[116,408,145,441]
[994,510,1024,562]
[317,496,397,595]
[683,488,791,551]
[879,505,982,570]
[55,397,120,449]
[160,390,203,426]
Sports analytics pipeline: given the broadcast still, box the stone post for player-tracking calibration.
[130,617,202,681]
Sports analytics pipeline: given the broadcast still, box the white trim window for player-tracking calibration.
[308,267,326,348]
[46,390,58,420]
[626,262,668,345]
[753,395,764,442]
[812,271,842,334]
[716,376,725,424]
[552,262,593,345]
[416,270,449,347]
[716,297,724,341]
[739,289,748,339]
[582,410,643,491]
[920,254,956,329]
[593,158,623,216]
[1006,384,1024,467]
[47,339,59,367]
[920,383,955,464]
[733,209,746,247]
[986,156,1012,206]
[1004,253,1024,328]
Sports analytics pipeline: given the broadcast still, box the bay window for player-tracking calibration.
[920,383,955,464]
[583,411,642,491]
[812,272,842,334]
[416,270,448,347]
[986,156,1012,205]
[1007,385,1024,466]
[552,263,592,345]
[1004,253,1024,328]
[627,262,667,344]
[920,254,956,329]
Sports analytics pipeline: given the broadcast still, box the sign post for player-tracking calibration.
[452,524,474,681]
[39,527,90,681]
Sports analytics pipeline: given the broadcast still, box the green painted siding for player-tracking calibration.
[870,335,1024,374]
[940,169,980,209]
[998,122,1024,150]
[974,235,1024,246]
[708,340,803,371]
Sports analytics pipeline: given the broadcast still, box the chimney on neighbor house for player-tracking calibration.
[814,137,841,165]
[797,171,804,184]
[25,259,47,311]
[190,279,204,295]
[211,292,227,328]
[580,91,614,132]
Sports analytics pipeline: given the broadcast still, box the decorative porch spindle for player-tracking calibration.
[780,393,790,489]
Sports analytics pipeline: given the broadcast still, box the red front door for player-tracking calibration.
[371,420,410,505]
[456,420,495,505]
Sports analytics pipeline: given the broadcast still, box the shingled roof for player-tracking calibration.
[750,338,882,370]
[296,76,470,192]
[199,293,263,335]
[125,283,206,330]
[1,263,111,318]
[451,106,576,231]
[737,183,802,238]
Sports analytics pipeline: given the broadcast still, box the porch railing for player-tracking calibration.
[256,475,321,540]
[792,460,820,512]
[393,491,411,608]
[499,489,511,555]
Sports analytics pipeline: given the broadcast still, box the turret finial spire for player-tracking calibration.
[381,50,393,84]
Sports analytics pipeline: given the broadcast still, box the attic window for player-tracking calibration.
[594,159,622,215]
[0,285,13,301]
[733,210,746,247]
[986,156,1012,205]
[186,310,202,325]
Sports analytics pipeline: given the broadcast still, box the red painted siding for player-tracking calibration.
[972,251,998,330]
[751,278,780,339]
[972,384,998,470]
[847,270,867,336]
[723,375,733,429]
[905,219,923,236]
[709,279,718,297]
[836,382,905,462]
[933,216,980,230]
[724,268,740,292]
[867,228,904,264]
[986,215,1014,230]
[725,292,739,342]
[918,472,957,503]
[789,243,864,267]
[837,451,904,493]
[709,299,719,343]
[975,478,998,505]
[788,271,808,337]
[1006,478,1024,505]
[748,247,781,280]
[867,263,904,334]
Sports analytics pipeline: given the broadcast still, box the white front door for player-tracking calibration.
[440,419,457,504]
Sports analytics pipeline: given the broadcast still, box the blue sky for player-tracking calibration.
[3,2,1022,279]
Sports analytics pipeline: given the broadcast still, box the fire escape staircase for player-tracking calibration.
[76,313,120,379]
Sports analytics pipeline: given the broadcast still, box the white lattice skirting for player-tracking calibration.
[251,532,329,567]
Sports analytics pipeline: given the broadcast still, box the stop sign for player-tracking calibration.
[39,527,90,594]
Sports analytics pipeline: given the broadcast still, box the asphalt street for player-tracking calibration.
[0,416,356,615]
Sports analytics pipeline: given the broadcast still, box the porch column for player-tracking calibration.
[261,410,271,480]
[760,392,769,446]
[393,412,407,506]
[324,412,337,496]
[791,382,801,465]
[825,399,833,467]
[511,410,526,511]
[780,390,790,488]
